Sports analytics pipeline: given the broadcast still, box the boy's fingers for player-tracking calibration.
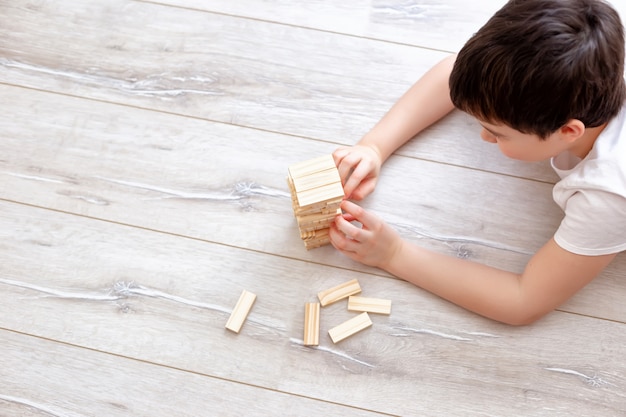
[340,200,376,231]
[334,212,361,241]
[350,178,376,201]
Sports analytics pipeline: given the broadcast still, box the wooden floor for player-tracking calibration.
[1,1,625,415]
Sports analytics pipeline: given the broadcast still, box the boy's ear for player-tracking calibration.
[558,119,585,142]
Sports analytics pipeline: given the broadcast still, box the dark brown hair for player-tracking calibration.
[450,0,626,138]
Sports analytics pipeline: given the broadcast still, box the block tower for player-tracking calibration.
[287,154,345,249]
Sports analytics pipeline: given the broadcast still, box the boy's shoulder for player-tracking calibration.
[551,103,626,256]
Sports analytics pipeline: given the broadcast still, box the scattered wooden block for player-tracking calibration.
[348,296,392,315]
[328,312,373,343]
[225,290,257,333]
[317,279,361,307]
[303,302,320,346]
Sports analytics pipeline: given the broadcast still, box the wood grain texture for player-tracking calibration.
[156,0,501,53]
[158,0,626,54]
[1,202,625,415]
[303,302,321,346]
[0,0,557,182]
[1,330,382,417]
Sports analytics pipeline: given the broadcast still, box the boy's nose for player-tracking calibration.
[480,129,498,143]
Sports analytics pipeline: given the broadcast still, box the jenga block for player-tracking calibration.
[295,182,344,208]
[291,168,341,193]
[303,302,320,346]
[225,290,257,333]
[296,208,341,224]
[317,279,361,307]
[293,203,342,217]
[288,154,336,180]
[328,312,373,343]
[348,296,392,315]
[304,236,331,250]
[302,228,329,240]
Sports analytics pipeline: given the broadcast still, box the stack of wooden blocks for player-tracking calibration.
[287,154,345,250]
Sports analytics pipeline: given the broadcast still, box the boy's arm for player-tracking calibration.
[359,54,457,162]
[335,55,457,200]
[390,237,615,325]
[331,201,617,325]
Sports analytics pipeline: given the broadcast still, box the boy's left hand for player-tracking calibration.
[329,200,403,269]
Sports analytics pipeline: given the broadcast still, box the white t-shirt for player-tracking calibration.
[551,105,626,256]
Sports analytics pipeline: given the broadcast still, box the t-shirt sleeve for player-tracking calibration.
[554,189,626,256]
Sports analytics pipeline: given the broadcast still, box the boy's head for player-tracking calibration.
[450,0,626,138]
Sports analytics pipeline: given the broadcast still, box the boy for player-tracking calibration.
[329,0,626,325]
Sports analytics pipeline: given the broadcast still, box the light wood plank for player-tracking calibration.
[0,0,557,181]
[0,330,382,417]
[348,296,392,315]
[225,290,257,333]
[1,202,625,416]
[159,0,626,55]
[318,279,362,307]
[289,154,337,181]
[0,85,623,322]
[158,0,500,53]
[291,169,341,194]
[295,182,344,208]
[303,302,320,346]
[328,312,373,343]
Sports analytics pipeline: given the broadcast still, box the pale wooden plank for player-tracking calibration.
[291,169,341,194]
[225,290,257,333]
[159,0,500,53]
[160,0,626,55]
[288,154,337,181]
[0,330,382,417]
[1,202,625,416]
[348,296,392,315]
[303,302,320,346]
[328,312,373,343]
[318,279,362,307]
[0,85,623,322]
[0,0,556,182]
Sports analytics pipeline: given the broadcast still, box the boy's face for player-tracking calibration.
[478,120,573,162]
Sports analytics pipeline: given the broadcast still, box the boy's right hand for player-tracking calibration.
[332,144,382,200]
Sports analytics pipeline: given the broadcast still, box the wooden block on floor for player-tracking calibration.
[225,290,257,333]
[317,279,361,307]
[328,312,373,343]
[348,296,392,315]
[303,302,320,346]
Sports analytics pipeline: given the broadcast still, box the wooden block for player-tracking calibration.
[328,312,372,343]
[303,302,320,346]
[291,168,341,193]
[348,296,392,315]
[304,236,331,250]
[225,290,257,333]
[288,154,336,180]
[294,202,341,217]
[317,279,361,307]
[295,182,344,208]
